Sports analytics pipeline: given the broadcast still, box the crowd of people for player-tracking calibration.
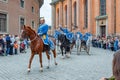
[92,35,120,51]
[0,34,29,56]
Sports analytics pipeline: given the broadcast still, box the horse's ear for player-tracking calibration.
[22,25,26,29]
[23,25,26,29]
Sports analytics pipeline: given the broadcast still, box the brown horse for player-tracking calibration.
[21,25,58,72]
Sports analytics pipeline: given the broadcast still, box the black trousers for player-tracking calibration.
[14,49,17,54]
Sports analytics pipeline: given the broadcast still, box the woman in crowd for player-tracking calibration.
[100,50,120,80]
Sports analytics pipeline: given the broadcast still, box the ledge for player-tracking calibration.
[96,15,108,20]
[50,0,64,5]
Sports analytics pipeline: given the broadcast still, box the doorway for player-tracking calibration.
[100,26,106,37]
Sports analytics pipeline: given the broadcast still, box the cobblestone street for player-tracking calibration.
[0,47,114,80]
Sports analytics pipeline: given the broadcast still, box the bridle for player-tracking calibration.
[21,29,37,42]
[30,35,37,42]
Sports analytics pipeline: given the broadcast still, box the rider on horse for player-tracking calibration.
[37,17,55,50]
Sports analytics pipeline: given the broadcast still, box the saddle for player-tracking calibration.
[41,34,55,50]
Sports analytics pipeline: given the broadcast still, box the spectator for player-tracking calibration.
[118,39,120,49]
[13,41,18,54]
[6,34,11,56]
[0,35,5,56]
[9,35,15,55]
[110,38,114,51]
[100,50,120,80]
[114,37,119,51]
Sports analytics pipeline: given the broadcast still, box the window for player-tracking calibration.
[0,13,7,32]
[0,0,8,3]
[100,0,106,15]
[32,21,35,28]
[32,7,34,13]
[20,0,24,8]
[84,0,88,28]
[20,17,25,30]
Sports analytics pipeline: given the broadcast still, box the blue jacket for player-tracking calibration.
[37,24,49,35]
[60,27,69,34]
[54,30,61,39]
[76,32,83,39]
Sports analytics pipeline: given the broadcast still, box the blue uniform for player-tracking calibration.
[54,30,61,39]
[37,24,55,50]
[76,32,83,40]
[59,27,74,42]
[66,32,74,43]
[37,24,48,35]
[60,27,69,34]
[114,39,119,51]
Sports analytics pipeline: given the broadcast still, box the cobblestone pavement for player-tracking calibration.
[0,47,114,80]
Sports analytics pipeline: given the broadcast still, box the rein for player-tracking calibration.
[30,35,37,42]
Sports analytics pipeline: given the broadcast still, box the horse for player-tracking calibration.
[21,25,58,72]
[79,36,92,55]
[57,34,72,58]
[75,34,81,55]
[75,33,92,55]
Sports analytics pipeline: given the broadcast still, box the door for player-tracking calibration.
[100,26,106,37]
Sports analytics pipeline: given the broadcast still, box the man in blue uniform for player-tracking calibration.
[38,18,49,45]
[37,18,54,50]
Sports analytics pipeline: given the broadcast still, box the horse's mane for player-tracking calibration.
[25,26,38,36]
[27,26,35,33]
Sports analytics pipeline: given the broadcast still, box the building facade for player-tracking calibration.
[51,0,120,37]
[0,0,43,35]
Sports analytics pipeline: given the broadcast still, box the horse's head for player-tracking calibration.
[21,25,36,40]
[21,25,29,39]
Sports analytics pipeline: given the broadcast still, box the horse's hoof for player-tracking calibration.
[40,68,43,72]
[61,56,65,59]
[55,62,58,65]
[46,66,49,69]
[27,68,30,72]
[66,54,70,58]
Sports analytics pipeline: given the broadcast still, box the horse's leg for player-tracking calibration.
[45,50,50,69]
[28,53,34,72]
[70,44,73,54]
[52,49,58,65]
[65,46,70,58]
[60,45,64,58]
[39,52,43,72]
[77,44,79,55]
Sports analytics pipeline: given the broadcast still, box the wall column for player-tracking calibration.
[77,0,80,31]
[106,19,108,37]
[67,0,72,31]
[96,20,100,36]
[88,0,92,32]
[59,2,63,26]
[51,4,56,34]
